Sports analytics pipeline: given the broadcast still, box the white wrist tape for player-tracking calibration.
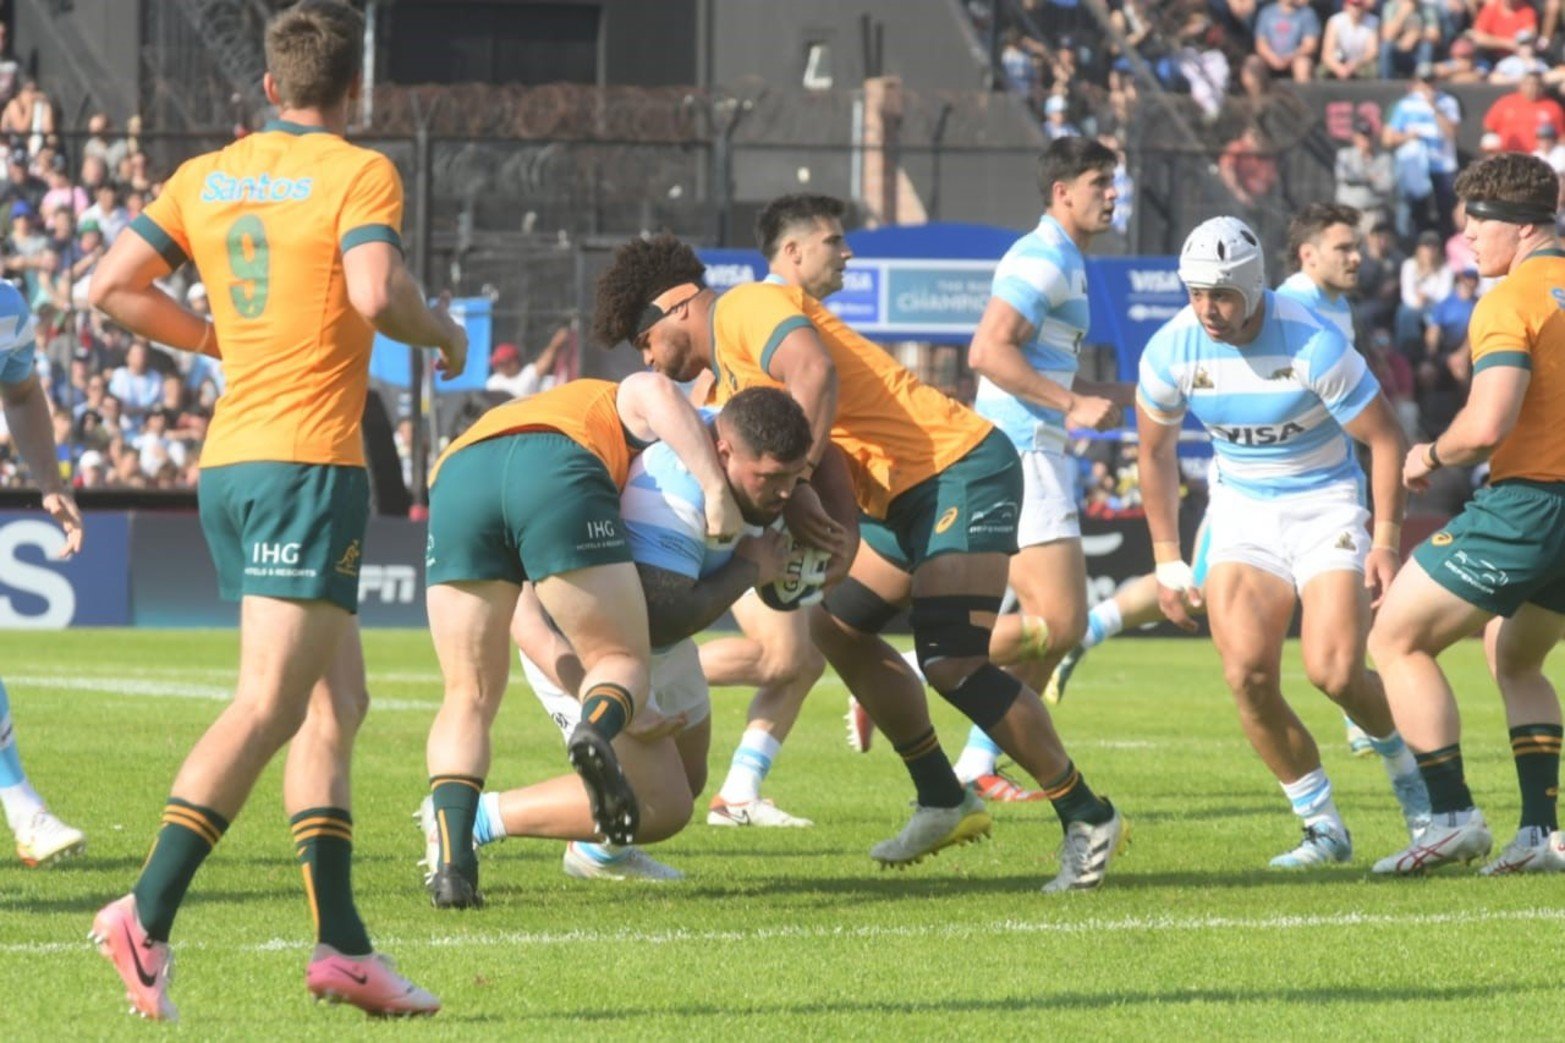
[1156,560,1196,592]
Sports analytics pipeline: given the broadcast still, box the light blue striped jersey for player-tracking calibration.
[974,214,1089,452]
[1137,290,1380,499]
[1276,271,1355,347]
[0,280,38,385]
[620,411,739,585]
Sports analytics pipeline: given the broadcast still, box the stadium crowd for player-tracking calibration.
[970,0,1565,508]
[5,4,1558,507]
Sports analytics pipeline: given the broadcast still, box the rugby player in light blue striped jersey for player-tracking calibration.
[1136,216,1430,870]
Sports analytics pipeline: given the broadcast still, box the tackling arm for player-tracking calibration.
[1342,393,1410,539]
[617,371,741,541]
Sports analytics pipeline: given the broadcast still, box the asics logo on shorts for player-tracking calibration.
[935,507,959,534]
[1431,531,1453,546]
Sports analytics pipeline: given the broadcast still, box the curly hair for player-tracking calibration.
[1455,153,1559,213]
[719,387,811,463]
[590,234,707,347]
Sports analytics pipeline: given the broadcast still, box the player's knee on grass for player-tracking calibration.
[617,736,695,844]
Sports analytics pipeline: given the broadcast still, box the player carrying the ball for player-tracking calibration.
[595,234,1128,892]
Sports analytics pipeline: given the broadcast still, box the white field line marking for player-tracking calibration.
[5,674,439,713]
[17,907,1565,956]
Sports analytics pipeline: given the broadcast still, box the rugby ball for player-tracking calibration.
[756,536,830,612]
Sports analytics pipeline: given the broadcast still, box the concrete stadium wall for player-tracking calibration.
[12,0,141,124]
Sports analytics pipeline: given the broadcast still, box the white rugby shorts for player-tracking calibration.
[1204,479,1369,590]
[521,637,711,741]
[1018,448,1081,547]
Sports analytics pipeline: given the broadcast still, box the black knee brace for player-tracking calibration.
[940,662,1023,730]
[910,594,996,669]
[822,577,901,635]
[910,595,1019,729]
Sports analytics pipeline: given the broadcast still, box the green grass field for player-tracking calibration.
[0,630,1558,1039]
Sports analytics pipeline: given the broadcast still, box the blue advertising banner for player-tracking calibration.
[128,514,428,628]
[697,233,1185,370]
[0,511,129,627]
[1081,257,1186,380]
[368,296,492,392]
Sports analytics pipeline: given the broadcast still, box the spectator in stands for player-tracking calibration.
[1380,1,1441,79]
[1424,265,1480,361]
[1335,116,1394,222]
[0,78,54,155]
[1320,0,1380,79]
[1445,200,1479,271]
[40,156,87,218]
[1365,327,1420,439]
[1433,34,1489,84]
[1482,70,1565,151]
[1219,122,1279,207]
[64,219,103,311]
[1471,0,1539,62]
[80,182,129,244]
[134,409,186,478]
[2,149,45,214]
[4,202,49,302]
[1355,218,1404,334]
[1174,10,1231,118]
[485,326,569,400]
[75,448,107,489]
[1383,64,1460,239]
[1254,0,1320,81]
[1490,28,1550,81]
[1396,229,1453,355]
[1042,93,1080,139]
[1102,132,1135,236]
[56,350,92,416]
[1212,0,1261,51]
[0,25,19,110]
[98,394,128,440]
[72,372,106,424]
[1534,119,1565,173]
[108,339,163,428]
[999,28,1044,103]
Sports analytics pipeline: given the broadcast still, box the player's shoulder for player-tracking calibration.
[631,437,705,507]
[1143,306,1203,360]
[0,279,34,352]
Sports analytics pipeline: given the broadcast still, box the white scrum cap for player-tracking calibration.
[1178,215,1266,318]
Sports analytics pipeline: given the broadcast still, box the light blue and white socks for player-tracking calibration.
[718,728,780,805]
[473,792,505,847]
[1366,729,1419,782]
[1083,599,1124,650]
[953,726,1002,783]
[0,680,45,833]
[1281,768,1343,833]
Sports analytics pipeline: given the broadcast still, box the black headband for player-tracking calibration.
[1465,198,1557,226]
[634,303,667,338]
[634,282,706,339]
